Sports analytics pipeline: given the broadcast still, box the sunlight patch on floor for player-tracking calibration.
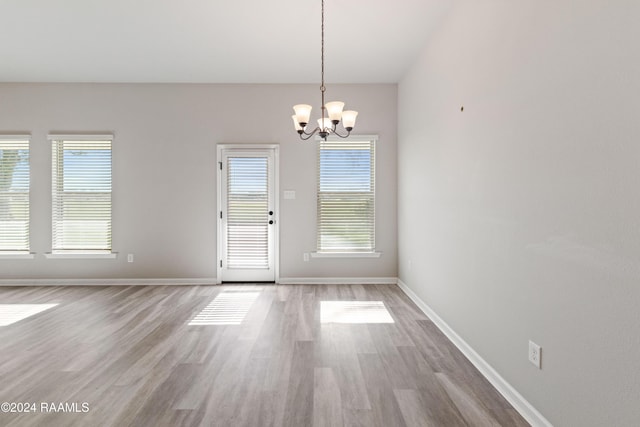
[188,289,261,326]
[0,304,59,326]
[320,301,394,324]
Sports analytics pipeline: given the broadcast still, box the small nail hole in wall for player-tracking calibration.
[460,106,464,112]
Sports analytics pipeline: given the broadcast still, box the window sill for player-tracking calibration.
[310,251,381,259]
[45,252,117,259]
[0,253,36,260]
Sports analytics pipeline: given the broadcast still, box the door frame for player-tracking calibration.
[216,143,279,284]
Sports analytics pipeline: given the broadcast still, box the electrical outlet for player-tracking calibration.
[303,253,310,262]
[127,254,134,263]
[529,340,541,369]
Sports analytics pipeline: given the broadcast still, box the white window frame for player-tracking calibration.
[0,135,34,259]
[313,135,380,258]
[46,134,116,259]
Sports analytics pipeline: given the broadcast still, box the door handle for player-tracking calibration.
[269,211,274,215]
[269,220,274,225]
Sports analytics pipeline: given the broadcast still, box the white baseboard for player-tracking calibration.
[0,277,398,286]
[397,279,552,427]
[0,278,217,286]
[278,277,398,285]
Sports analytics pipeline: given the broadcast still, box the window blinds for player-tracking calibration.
[317,138,375,252]
[226,156,269,269]
[0,139,30,253]
[51,138,112,253]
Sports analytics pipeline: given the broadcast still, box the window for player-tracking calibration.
[317,136,376,253]
[0,137,30,254]
[50,135,112,254]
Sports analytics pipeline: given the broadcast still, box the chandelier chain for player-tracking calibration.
[321,0,325,93]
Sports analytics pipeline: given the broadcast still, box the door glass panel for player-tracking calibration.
[226,157,269,269]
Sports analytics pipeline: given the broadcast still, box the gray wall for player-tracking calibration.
[0,83,397,280]
[398,1,640,425]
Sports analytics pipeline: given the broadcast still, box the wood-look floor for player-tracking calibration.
[0,284,529,427]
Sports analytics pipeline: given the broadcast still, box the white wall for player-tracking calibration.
[0,83,397,280]
[398,1,640,426]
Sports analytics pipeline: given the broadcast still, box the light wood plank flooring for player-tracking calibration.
[0,284,529,427]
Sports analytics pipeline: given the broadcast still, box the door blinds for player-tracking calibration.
[226,156,269,269]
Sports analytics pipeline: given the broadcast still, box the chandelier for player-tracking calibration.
[292,0,358,141]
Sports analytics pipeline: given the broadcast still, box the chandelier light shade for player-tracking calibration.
[292,0,358,141]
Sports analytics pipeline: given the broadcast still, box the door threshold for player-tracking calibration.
[220,281,276,285]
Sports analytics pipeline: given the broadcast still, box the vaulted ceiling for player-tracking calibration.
[0,0,451,83]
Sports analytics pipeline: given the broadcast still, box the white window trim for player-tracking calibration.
[0,134,32,255]
[45,252,117,259]
[49,134,115,255]
[0,134,31,139]
[316,134,378,254]
[0,253,35,260]
[47,134,114,141]
[310,251,381,259]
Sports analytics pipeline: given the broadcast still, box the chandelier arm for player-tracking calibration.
[303,126,320,136]
[298,127,321,140]
[298,132,316,141]
[330,127,351,139]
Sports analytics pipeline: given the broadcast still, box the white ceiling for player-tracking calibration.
[0,0,450,84]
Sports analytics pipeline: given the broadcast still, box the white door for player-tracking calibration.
[218,145,278,282]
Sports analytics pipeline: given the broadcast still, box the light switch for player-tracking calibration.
[284,190,296,200]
